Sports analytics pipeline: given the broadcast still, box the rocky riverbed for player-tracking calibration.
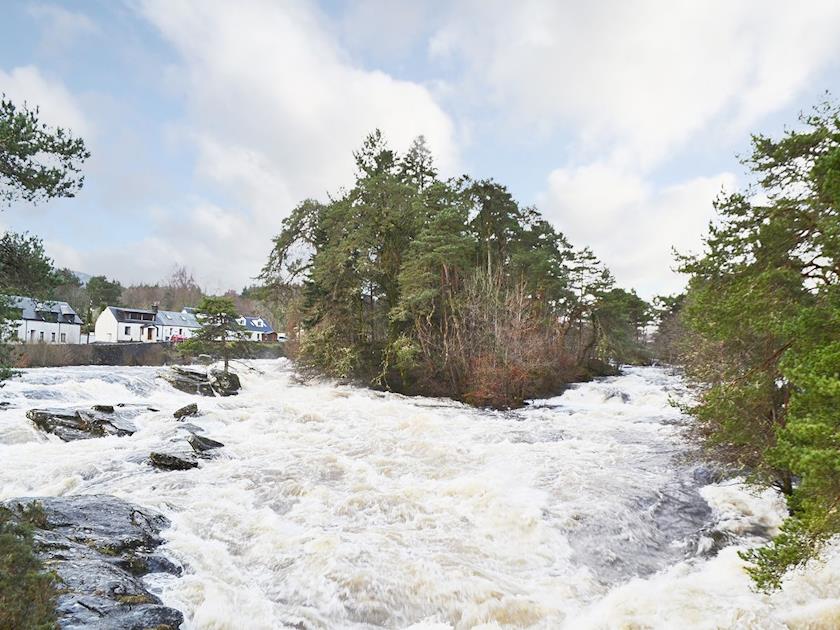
[3,495,183,629]
[5,365,238,627]
[1,360,838,629]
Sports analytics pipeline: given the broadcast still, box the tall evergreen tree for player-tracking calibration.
[679,100,840,589]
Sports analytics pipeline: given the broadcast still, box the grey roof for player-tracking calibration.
[156,310,200,328]
[107,306,158,324]
[7,296,83,325]
[241,316,274,333]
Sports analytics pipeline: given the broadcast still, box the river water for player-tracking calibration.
[1,361,838,629]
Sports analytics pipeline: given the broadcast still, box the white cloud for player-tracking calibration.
[0,65,92,137]
[89,0,461,290]
[27,3,98,53]
[336,0,445,60]
[426,0,840,296]
[541,163,737,298]
[431,0,840,168]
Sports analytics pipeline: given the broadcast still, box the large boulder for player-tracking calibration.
[173,403,199,419]
[27,407,137,442]
[149,452,199,471]
[187,433,224,453]
[159,367,215,396]
[1,495,183,629]
[209,369,241,396]
[160,366,241,397]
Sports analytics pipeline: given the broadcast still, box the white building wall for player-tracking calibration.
[94,309,159,342]
[14,319,81,344]
[94,309,119,343]
[120,323,157,342]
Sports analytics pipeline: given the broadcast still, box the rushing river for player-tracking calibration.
[1,361,838,629]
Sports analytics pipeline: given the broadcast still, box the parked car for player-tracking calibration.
[169,335,187,344]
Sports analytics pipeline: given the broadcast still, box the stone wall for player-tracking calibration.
[13,341,285,368]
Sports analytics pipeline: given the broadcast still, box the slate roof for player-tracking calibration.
[156,310,200,328]
[106,306,158,325]
[241,316,274,333]
[7,296,83,325]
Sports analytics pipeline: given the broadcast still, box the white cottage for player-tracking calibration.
[156,309,201,341]
[238,316,275,342]
[94,306,159,343]
[8,296,83,344]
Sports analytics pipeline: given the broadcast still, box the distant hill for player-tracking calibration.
[72,271,92,285]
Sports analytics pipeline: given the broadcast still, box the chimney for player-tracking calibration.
[152,302,159,314]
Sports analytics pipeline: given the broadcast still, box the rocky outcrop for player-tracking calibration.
[149,452,199,471]
[173,403,199,419]
[187,433,224,453]
[27,407,137,442]
[159,367,215,397]
[2,495,183,629]
[160,366,241,397]
[209,369,241,397]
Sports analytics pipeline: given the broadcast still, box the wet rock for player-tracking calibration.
[173,403,199,419]
[159,367,215,397]
[209,369,241,397]
[160,366,241,397]
[92,404,115,413]
[1,495,184,629]
[27,407,137,442]
[149,452,199,471]
[604,389,630,403]
[187,433,224,453]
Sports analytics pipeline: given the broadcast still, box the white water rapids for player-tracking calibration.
[1,361,838,629]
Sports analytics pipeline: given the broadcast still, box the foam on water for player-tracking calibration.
[0,361,837,628]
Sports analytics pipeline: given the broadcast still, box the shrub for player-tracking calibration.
[0,503,57,629]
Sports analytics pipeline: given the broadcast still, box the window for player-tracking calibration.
[39,331,44,342]
[51,332,56,342]
[60,333,66,343]
[125,326,131,335]
[179,328,183,335]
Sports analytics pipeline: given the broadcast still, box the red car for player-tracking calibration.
[169,335,187,344]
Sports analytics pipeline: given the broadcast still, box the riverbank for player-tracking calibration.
[2,360,837,627]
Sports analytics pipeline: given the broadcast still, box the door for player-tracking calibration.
[147,328,153,341]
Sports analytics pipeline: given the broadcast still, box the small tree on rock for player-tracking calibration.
[179,296,245,373]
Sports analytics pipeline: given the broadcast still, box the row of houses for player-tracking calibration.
[94,306,277,342]
[6,296,278,344]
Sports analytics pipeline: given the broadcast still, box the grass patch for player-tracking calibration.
[0,503,57,629]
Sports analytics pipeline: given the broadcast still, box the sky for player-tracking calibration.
[1,0,839,298]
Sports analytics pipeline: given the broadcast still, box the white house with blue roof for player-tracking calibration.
[237,315,275,341]
[7,296,83,344]
[94,306,204,343]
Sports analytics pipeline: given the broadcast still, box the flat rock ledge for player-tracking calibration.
[27,406,142,442]
[2,495,183,630]
[160,367,241,397]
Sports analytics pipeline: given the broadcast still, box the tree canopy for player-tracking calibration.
[262,131,649,406]
[0,95,89,207]
[678,99,840,590]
